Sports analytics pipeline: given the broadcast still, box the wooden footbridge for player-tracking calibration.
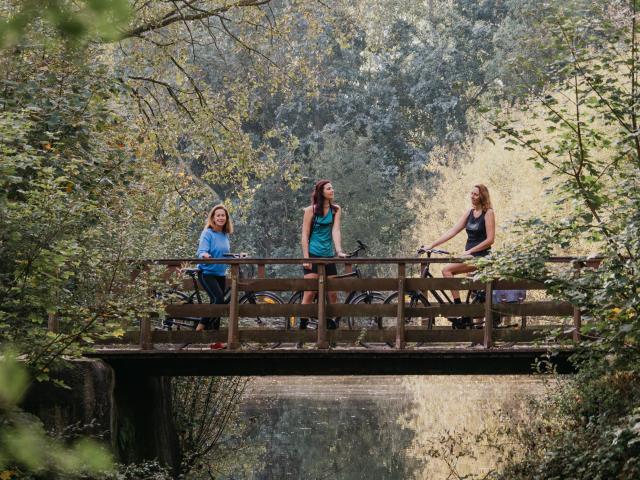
[87,256,599,375]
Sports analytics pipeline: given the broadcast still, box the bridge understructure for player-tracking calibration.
[87,256,598,376]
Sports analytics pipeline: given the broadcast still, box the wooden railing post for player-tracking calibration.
[572,261,583,343]
[47,312,59,334]
[572,307,582,343]
[228,264,240,350]
[344,263,353,274]
[316,264,329,349]
[483,281,494,348]
[396,263,406,349]
[140,315,152,350]
[257,263,266,279]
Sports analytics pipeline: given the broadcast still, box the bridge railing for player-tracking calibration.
[124,257,600,351]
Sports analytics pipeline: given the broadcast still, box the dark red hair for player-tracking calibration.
[311,180,337,216]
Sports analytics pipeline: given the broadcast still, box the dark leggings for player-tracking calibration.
[197,272,226,329]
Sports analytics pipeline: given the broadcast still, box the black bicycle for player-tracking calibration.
[380,247,486,330]
[158,253,286,332]
[286,240,386,331]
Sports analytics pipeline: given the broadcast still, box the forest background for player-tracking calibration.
[1,0,640,478]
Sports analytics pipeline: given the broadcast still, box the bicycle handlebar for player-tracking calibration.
[223,252,249,258]
[417,246,450,256]
[344,239,368,258]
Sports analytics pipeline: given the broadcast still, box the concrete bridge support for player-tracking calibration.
[112,372,181,474]
[22,359,182,476]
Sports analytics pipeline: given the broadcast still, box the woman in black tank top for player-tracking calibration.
[424,185,495,324]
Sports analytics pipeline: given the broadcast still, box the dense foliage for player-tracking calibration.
[472,1,640,478]
[2,0,640,478]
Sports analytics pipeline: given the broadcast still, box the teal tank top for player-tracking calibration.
[308,208,334,257]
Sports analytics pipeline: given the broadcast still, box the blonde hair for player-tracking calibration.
[205,204,233,234]
[474,184,492,211]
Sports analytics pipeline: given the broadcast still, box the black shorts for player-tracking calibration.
[303,254,338,276]
[471,249,491,258]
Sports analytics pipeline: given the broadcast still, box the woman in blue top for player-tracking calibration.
[424,184,495,327]
[196,204,232,331]
[300,180,347,329]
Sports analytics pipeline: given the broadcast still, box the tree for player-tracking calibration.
[473,1,640,478]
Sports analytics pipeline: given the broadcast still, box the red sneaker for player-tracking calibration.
[210,342,226,350]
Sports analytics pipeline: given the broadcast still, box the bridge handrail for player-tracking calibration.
[135,256,603,265]
[120,255,601,352]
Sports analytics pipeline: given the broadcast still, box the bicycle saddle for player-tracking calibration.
[183,268,200,277]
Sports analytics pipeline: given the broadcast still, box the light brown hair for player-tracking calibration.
[474,184,493,211]
[205,204,233,234]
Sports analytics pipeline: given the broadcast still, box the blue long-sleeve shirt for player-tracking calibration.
[197,228,231,276]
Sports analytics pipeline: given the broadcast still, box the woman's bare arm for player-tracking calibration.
[332,206,345,256]
[464,209,495,254]
[426,211,469,249]
[301,207,313,258]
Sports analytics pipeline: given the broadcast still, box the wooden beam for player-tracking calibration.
[227,265,240,350]
[396,263,406,349]
[406,277,484,290]
[175,277,545,297]
[114,325,571,346]
[140,315,152,351]
[89,348,578,376]
[573,307,582,342]
[572,263,582,343]
[164,300,574,319]
[142,256,603,266]
[238,278,317,291]
[317,265,328,349]
[328,278,396,291]
[483,281,493,348]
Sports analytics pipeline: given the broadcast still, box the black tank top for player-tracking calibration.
[465,209,488,251]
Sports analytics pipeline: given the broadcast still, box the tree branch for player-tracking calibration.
[120,0,272,40]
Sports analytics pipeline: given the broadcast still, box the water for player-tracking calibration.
[227,375,547,479]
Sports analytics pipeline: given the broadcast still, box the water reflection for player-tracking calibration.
[226,376,545,479]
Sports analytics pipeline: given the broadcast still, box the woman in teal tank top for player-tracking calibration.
[300,180,347,330]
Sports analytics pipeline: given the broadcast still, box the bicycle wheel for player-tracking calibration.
[239,291,285,349]
[155,290,198,330]
[346,292,386,330]
[381,291,433,329]
[240,291,286,329]
[287,291,318,330]
[464,289,487,329]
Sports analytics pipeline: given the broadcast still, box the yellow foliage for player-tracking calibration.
[409,120,557,258]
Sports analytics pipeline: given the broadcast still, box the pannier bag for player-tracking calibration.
[492,289,526,303]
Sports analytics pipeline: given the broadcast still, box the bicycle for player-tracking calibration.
[286,240,386,331]
[158,253,286,336]
[379,247,486,330]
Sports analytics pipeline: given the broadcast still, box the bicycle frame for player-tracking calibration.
[161,258,285,332]
[288,241,382,328]
[415,251,481,306]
